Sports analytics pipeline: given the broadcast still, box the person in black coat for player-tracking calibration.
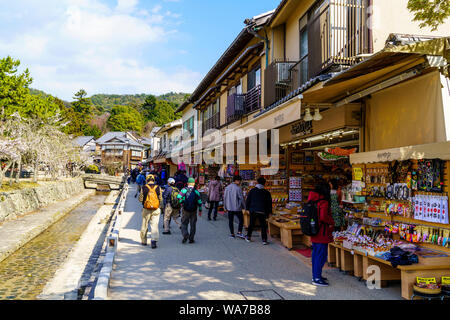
[245,177,272,245]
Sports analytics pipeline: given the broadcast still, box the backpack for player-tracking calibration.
[170,187,181,209]
[183,188,198,212]
[300,200,320,236]
[144,185,160,210]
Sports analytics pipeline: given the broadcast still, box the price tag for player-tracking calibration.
[416,277,437,284]
[442,277,450,285]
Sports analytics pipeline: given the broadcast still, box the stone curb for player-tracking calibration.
[0,189,96,264]
[93,183,129,300]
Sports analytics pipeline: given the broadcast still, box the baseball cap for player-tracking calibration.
[188,178,195,184]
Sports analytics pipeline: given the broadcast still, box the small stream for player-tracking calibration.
[0,193,108,300]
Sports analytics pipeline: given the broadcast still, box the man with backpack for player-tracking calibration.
[245,177,272,245]
[139,174,163,249]
[177,177,202,244]
[162,178,181,235]
[135,171,146,198]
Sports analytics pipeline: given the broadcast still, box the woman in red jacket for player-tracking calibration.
[308,181,335,286]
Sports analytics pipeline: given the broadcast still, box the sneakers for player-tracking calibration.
[245,237,251,243]
[182,237,188,244]
[189,239,195,244]
[151,241,157,249]
[312,279,329,287]
[263,241,269,245]
[229,234,236,238]
[141,242,147,246]
[163,231,171,235]
[236,232,245,239]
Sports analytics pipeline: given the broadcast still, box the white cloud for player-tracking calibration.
[0,0,194,100]
[116,0,139,13]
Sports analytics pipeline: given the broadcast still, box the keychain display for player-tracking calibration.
[417,159,444,193]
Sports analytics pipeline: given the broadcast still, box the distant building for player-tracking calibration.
[96,132,145,171]
[73,136,96,165]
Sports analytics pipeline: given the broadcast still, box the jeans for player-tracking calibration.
[312,243,328,280]
[181,209,197,241]
[247,212,268,242]
[208,201,219,219]
[227,211,243,235]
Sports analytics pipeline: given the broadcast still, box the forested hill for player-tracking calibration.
[90,92,189,112]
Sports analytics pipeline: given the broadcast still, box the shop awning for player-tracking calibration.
[350,140,450,164]
[301,51,427,104]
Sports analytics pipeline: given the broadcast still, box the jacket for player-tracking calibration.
[136,174,146,186]
[177,187,202,212]
[208,180,223,202]
[162,185,179,207]
[308,191,335,244]
[139,183,163,209]
[245,184,272,216]
[223,183,245,212]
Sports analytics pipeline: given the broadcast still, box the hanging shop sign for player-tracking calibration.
[290,120,313,137]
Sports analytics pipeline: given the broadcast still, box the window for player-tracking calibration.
[202,99,220,133]
[131,150,141,157]
[183,116,194,138]
[299,15,308,85]
[247,66,261,90]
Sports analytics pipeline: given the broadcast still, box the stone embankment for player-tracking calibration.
[0,178,86,223]
[0,178,94,264]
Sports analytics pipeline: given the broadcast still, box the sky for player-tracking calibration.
[0,0,279,101]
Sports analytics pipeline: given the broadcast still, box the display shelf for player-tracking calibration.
[366,211,450,230]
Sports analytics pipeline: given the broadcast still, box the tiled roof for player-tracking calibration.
[73,136,94,147]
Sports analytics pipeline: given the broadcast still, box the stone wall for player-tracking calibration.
[0,178,85,223]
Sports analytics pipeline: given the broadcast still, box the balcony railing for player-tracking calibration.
[202,113,220,134]
[264,62,300,108]
[226,85,261,123]
[309,0,368,76]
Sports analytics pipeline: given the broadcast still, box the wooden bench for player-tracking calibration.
[328,243,450,299]
[268,217,310,250]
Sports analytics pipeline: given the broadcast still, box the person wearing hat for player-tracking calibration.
[177,177,202,244]
[162,177,181,234]
[139,174,163,248]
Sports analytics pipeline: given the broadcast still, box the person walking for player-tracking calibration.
[223,176,246,239]
[207,176,223,221]
[135,170,146,198]
[329,179,345,232]
[175,170,188,191]
[162,178,181,235]
[177,178,202,244]
[139,175,163,249]
[308,181,335,287]
[245,177,272,245]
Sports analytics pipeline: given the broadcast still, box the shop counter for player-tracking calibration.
[328,243,450,299]
[268,217,311,250]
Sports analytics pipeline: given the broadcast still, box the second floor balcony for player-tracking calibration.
[264,0,369,108]
[226,84,261,123]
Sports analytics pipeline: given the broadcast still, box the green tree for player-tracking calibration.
[0,56,31,117]
[107,105,144,132]
[408,0,450,30]
[83,124,102,139]
[141,95,157,121]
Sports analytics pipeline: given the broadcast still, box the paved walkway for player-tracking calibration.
[108,184,402,300]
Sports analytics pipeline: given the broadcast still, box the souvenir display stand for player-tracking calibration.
[329,141,450,299]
